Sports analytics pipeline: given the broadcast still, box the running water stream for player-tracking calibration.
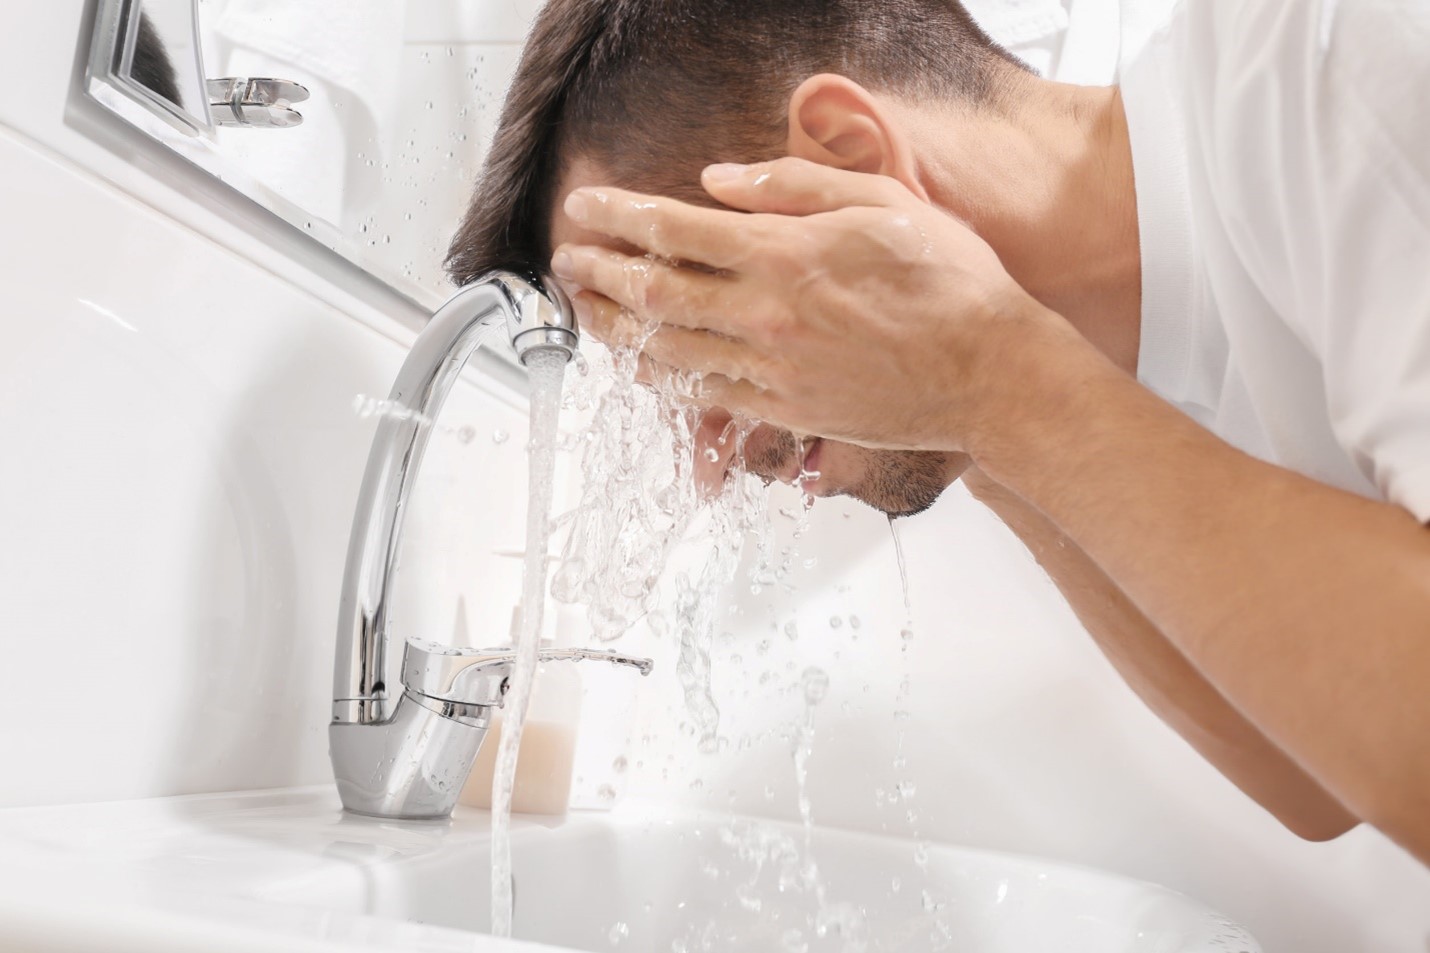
[489,346,568,938]
[888,517,914,646]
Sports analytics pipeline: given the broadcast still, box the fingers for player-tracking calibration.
[701,157,912,216]
[553,244,744,334]
[628,348,775,424]
[561,187,756,272]
[573,292,770,387]
[691,373,780,423]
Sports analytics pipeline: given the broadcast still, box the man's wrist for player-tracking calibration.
[960,299,1113,477]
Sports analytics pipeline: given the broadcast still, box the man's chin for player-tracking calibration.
[833,484,941,520]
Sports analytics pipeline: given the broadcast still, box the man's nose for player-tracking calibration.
[692,408,738,498]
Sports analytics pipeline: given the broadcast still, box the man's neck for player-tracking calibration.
[905,83,1142,373]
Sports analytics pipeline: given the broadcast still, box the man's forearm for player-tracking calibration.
[970,316,1430,863]
[963,469,1357,840]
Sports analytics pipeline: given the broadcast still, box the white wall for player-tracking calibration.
[0,3,1426,953]
[0,1,536,805]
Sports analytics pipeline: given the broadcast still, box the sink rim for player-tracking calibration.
[0,786,1261,953]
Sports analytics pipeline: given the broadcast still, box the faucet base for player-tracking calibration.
[330,692,489,819]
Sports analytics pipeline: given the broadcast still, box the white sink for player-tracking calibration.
[0,788,1260,953]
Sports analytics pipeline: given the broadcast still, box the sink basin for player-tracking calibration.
[0,788,1260,953]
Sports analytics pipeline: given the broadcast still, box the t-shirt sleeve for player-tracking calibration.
[1205,0,1430,522]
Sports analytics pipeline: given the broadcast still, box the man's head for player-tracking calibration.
[447,0,1021,515]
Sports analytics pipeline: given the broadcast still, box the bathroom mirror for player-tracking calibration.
[91,0,213,136]
[85,0,541,307]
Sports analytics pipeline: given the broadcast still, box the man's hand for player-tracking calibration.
[550,157,1061,452]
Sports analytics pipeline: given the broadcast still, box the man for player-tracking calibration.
[446,0,1430,864]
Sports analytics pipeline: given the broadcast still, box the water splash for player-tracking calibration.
[549,333,777,749]
[795,668,829,848]
[352,394,434,431]
[489,347,568,938]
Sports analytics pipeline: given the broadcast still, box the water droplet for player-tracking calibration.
[455,425,475,444]
[802,557,818,569]
[702,447,719,463]
[897,780,917,800]
[783,620,799,641]
[801,667,829,705]
[608,921,629,944]
[612,755,628,773]
[597,783,617,801]
[780,928,809,953]
[828,616,843,629]
[849,615,861,629]
[492,428,510,444]
[900,628,914,644]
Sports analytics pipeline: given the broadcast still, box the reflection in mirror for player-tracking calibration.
[118,0,211,131]
[88,0,548,310]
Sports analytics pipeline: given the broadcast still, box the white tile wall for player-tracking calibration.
[0,124,534,805]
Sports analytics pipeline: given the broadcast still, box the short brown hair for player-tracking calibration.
[445,0,1021,287]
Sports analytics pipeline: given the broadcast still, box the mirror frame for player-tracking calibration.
[87,0,214,138]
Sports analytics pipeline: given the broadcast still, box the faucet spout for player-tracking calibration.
[332,273,577,728]
[328,272,645,820]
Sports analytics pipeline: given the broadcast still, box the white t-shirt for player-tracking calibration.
[966,0,1179,83]
[1120,0,1430,522]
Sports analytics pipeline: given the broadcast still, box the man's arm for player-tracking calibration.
[961,466,1358,841]
[550,159,1430,864]
[969,322,1430,864]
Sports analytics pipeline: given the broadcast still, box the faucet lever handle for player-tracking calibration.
[402,638,653,708]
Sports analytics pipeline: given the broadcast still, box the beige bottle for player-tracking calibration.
[459,604,583,815]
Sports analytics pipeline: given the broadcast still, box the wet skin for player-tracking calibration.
[549,158,969,517]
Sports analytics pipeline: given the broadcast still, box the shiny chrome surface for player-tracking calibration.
[494,273,580,363]
[206,77,310,128]
[331,691,488,819]
[403,640,656,706]
[330,272,645,819]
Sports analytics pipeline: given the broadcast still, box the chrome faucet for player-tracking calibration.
[330,272,653,820]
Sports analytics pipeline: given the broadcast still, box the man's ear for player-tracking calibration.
[785,74,929,201]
